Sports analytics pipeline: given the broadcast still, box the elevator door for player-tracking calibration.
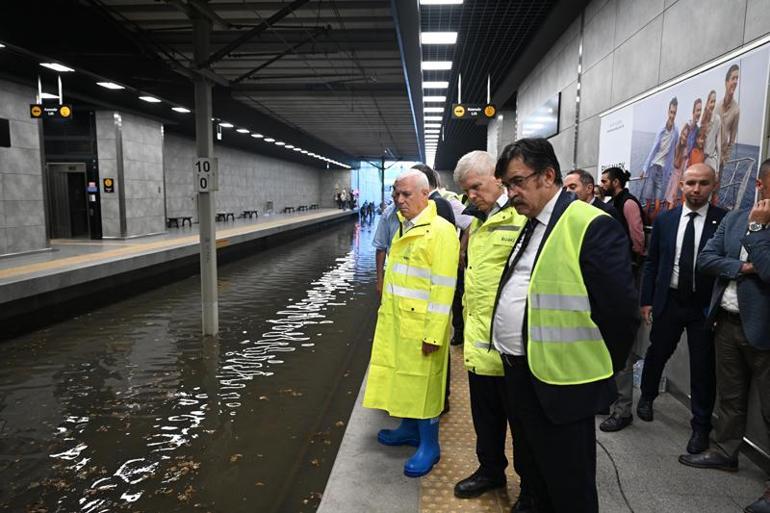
[48,163,89,239]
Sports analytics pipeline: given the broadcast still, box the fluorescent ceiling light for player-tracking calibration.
[286,144,294,149]
[218,122,234,128]
[425,116,443,121]
[264,137,275,142]
[0,43,5,49]
[293,147,302,151]
[423,81,449,89]
[236,128,250,134]
[420,0,462,4]
[423,96,446,102]
[40,62,74,73]
[139,96,161,103]
[251,133,264,139]
[424,107,443,113]
[425,130,441,134]
[172,107,191,113]
[97,82,125,90]
[425,123,442,128]
[39,92,59,100]
[421,61,452,71]
[275,141,285,146]
[421,32,457,45]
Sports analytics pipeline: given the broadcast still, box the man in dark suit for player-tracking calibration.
[634,163,726,454]
[411,164,456,225]
[491,139,639,513]
[564,168,622,223]
[681,159,770,513]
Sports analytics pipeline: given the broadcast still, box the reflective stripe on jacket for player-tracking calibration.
[464,206,525,376]
[527,201,614,385]
[363,201,460,419]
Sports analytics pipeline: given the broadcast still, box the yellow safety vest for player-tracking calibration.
[464,206,526,376]
[527,201,614,385]
[363,201,460,419]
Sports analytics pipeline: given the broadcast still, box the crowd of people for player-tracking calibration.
[362,137,770,513]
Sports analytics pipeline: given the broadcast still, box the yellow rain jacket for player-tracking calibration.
[363,201,460,419]
[463,205,526,375]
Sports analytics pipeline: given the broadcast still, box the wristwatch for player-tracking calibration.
[748,222,767,232]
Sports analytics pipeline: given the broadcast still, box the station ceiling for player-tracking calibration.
[0,0,585,170]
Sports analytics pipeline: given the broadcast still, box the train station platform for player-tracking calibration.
[319,347,769,513]
[0,208,357,332]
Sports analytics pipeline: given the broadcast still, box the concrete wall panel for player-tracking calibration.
[549,126,576,172]
[582,0,617,71]
[745,0,770,43]
[611,15,663,105]
[576,115,601,169]
[581,54,614,120]
[614,0,664,47]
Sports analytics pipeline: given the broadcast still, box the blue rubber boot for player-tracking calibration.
[377,418,419,447]
[404,418,440,477]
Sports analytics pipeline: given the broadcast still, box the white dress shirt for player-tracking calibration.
[401,204,429,233]
[493,190,560,356]
[670,203,710,289]
[487,192,510,219]
[720,243,748,313]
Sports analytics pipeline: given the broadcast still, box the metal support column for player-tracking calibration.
[380,155,386,206]
[193,15,218,335]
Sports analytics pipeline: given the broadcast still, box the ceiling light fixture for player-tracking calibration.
[424,116,443,122]
[251,133,264,139]
[40,62,75,73]
[423,81,449,89]
[236,128,250,134]
[264,137,275,142]
[97,82,125,90]
[39,92,59,100]
[139,96,162,103]
[423,96,446,102]
[421,61,453,71]
[420,0,463,4]
[425,123,442,128]
[275,141,285,146]
[424,107,443,113]
[172,107,191,113]
[218,122,234,128]
[420,32,457,45]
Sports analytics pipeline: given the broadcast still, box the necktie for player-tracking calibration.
[509,218,538,270]
[678,212,698,298]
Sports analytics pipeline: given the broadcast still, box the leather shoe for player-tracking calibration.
[511,493,536,512]
[453,470,505,498]
[636,398,654,422]
[599,413,633,432]
[745,489,770,513]
[686,431,710,454]
[678,449,738,471]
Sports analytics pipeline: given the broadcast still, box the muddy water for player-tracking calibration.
[0,219,380,513]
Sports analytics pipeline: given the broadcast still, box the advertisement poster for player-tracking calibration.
[598,44,770,220]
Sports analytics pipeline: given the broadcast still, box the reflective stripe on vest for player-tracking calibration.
[391,263,457,288]
[386,283,430,301]
[527,200,613,385]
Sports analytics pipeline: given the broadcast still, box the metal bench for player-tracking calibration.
[241,210,259,219]
[216,212,235,221]
[309,204,319,210]
[282,206,295,213]
[167,216,193,228]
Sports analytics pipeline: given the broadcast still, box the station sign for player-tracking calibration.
[103,178,115,193]
[451,103,497,120]
[30,104,73,119]
[194,157,219,193]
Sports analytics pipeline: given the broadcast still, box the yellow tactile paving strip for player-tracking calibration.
[0,210,343,281]
[420,346,520,513]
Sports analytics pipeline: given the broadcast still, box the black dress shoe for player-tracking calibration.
[453,470,506,498]
[678,449,738,471]
[745,490,770,513]
[636,398,654,422]
[511,494,536,512]
[599,413,633,432]
[686,431,710,454]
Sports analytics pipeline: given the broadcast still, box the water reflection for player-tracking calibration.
[0,219,377,512]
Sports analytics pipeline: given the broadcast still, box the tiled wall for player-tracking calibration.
[0,79,47,255]
[164,133,327,218]
[95,111,165,238]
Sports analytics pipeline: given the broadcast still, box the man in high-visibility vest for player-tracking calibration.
[492,138,639,513]
[363,170,459,477]
[450,150,531,502]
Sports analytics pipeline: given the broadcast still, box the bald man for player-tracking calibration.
[632,164,726,453]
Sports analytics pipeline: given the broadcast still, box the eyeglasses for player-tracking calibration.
[503,172,539,190]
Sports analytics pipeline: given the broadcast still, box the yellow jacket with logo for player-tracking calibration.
[363,200,459,419]
[464,206,526,376]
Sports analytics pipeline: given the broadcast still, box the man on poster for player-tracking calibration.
[718,64,741,170]
[639,97,679,216]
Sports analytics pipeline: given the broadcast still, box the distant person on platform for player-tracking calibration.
[639,97,679,217]
[682,159,770,513]
[451,151,530,504]
[492,138,638,513]
[363,170,459,478]
[564,169,621,223]
[636,163,726,455]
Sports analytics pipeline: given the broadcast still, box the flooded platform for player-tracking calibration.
[0,209,357,337]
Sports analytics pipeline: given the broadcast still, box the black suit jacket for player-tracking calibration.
[590,196,622,225]
[494,190,640,425]
[429,191,456,226]
[640,205,726,317]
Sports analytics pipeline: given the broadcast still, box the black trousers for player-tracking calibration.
[452,265,465,335]
[502,356,598,513]
[640,288,716,433]
[468,372,511,478]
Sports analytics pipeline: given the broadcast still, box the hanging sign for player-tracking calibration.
[451,103,497,120]
[30,104,73,119]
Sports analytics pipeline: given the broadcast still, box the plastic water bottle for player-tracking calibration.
[632,359,644,388]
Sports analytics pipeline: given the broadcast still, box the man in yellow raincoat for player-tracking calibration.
[363,169,460,477]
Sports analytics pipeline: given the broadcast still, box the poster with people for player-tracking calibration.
[598,43,770,222]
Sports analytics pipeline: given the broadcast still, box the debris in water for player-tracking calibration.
[229,454,242,463]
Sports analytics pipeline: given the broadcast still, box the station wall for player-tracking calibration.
[164,133,331,217]
[0,79,46,255]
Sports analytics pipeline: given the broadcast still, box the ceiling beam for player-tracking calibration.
[232,82,405,96]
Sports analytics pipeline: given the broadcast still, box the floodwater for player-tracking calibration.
[0,218,380,513]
